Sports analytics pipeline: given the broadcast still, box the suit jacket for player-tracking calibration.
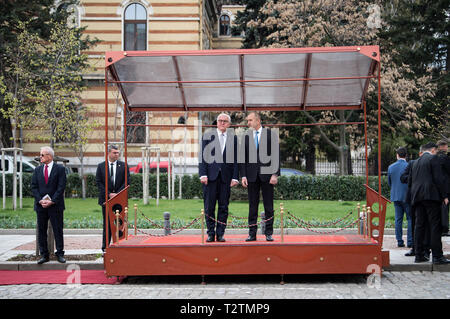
[96,160,130,205]
[437,151,450,197]
[239,127,280,183]
[408,152,447,205]
[198,129,239,183]
[388,159,409,202]
[400,159,415,205]
[31,163,67,212]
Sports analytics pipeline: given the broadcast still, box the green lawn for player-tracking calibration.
[0,197,396,229]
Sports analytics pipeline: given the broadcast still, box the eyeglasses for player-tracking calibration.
[218,119,229,123]
[40,153,49,157]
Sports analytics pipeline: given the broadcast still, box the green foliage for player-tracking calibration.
[6,173,389,201]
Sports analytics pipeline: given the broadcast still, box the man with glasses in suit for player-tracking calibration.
[31,146,67,264]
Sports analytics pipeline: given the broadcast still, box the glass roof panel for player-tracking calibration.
[244,53,306,106]
[177,55,242,106]
[107,47,377,110]
[306,52,371,106]
[114,56,183,107]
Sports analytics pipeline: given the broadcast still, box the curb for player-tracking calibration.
[1,261,449,272]
[0,261,104,271]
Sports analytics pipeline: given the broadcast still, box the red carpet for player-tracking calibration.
[0,270,122,285]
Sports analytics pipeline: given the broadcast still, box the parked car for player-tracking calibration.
[129,161,169,174]
[0,155,39,174]
[280,168,307,176]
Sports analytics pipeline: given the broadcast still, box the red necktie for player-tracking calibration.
[44,165,49,184]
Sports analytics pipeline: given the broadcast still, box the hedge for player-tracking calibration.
[2,173,390,201]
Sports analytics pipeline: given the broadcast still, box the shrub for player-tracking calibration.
[3,173,390,201]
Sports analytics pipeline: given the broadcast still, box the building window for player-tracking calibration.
[219,14,231,36]
[124,3,147,51]
[57,3,80,28]
[126,110,146,144]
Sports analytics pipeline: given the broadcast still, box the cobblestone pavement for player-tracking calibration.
[1,271,449,300]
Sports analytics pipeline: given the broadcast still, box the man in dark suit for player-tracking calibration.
[199,113,239,242]
[436,139,450,236]
[409,142,449,264]
[31,146,67,264]
[388,147,412,248]
[96,145,130,252]
[240,112,280,242]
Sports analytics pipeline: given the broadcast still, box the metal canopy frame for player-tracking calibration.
[103,46,385,257]
[105,46,380,112]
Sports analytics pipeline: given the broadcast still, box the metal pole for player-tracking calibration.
[168,151,171,200]
[163,212,171,235]
[134,203,137,235]
[142,148,148,205]
[171,152,175,200]
[201,208,205,244]
[156,149,160,206]
[2,151,5,209]
[19,150,22,209]
[105,67,110,251]
[124,207,128,240]
[12,149,17,210]
[280,203,284,243]
[363,100,369,184]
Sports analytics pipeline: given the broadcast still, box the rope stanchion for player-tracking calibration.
[201,209,205,244]
[286,211,361,234]
[127,203,365,239]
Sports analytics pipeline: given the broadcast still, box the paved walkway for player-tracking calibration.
[0,228,449,272]
[1,229,449,300]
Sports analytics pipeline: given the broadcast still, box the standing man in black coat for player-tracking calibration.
[436,139,450,236]
[409,142,449,264]
[31,146,67,264]
[240,112,280,242]
[199,113,239,242]
[96,145,130,252]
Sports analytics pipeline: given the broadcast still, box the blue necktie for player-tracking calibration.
[254,131,259,149]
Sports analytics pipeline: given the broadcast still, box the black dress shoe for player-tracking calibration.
[266,235,274,242]
[56,255,66,263]
[397,243,405,248]
[405,249,415,256]
[37,257,49,264]
[216,235,225,242]
[206,235,215,242]
[414,255,429,263]
[432,257,450,265]
[245,235,256,242]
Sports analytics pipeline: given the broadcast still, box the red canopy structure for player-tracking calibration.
[103,46,389,279]
[106,46,379,112]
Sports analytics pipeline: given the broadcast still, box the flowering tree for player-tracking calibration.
[235,0,435,174]
[0,20,99,198]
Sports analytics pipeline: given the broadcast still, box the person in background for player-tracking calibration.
[436,139,450,236]
[409,142,449,264]
[31,146,67,264]
[96,145,130,252]
[388,147,412,248]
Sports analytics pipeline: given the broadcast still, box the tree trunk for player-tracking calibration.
[0,116,13,148]
[305,140,316,174]
[338,110,349,175]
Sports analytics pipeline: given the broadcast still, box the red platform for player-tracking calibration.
[104,234,388,277]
